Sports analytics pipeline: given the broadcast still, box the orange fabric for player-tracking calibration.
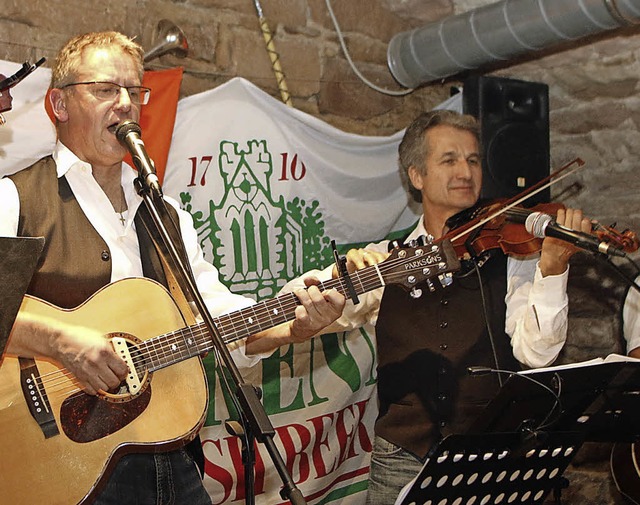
[43,67,183,183]
[136,67,183,183]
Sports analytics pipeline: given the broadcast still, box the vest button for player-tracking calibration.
[441,298,449,306]
[437,393,447,401]
[439,343,448,351]
[101,250,110,261]
[439,321,448,329]
[439,421,447,428]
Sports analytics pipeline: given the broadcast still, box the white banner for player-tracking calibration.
[0,60,55,176]
[164,78,420,504]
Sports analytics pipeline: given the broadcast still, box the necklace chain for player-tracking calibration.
[115,186,127,226]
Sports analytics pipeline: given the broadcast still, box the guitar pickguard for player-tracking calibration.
[60,386,152,443]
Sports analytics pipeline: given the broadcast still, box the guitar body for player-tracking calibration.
[0,278,208,505]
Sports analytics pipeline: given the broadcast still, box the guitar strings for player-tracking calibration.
[131,249,445,366]
[28,249,448,400]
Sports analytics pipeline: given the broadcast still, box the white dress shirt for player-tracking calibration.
[624,276,640,353]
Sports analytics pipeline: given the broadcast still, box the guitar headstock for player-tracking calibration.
[382,239,461,293]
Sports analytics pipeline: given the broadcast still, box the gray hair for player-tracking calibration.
[399,109,480,203]
[51,31,144,89]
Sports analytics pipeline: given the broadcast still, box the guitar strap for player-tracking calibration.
[157,252,199,327]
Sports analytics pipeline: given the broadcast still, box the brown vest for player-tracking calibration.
[9,156,171,307]
[374,251,519,459]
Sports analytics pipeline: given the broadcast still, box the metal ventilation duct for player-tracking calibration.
[388,0,640,88]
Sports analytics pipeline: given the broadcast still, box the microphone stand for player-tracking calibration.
[133,178,306,505]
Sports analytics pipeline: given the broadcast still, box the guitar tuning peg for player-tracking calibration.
[426,279,436,292]
[409,287,423,299]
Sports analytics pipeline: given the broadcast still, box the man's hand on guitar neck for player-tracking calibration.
[7,313,128,395]
[245,278,346,354]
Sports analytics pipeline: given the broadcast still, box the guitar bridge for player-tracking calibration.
[19,357,60,439]
[112,336,143,396]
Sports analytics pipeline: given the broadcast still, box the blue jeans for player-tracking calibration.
[94,450,211,505]
[365,435,425,505]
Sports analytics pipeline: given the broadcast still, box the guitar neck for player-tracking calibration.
[216,267,384,343]
[138,266,384,372]
[138,241,458,372]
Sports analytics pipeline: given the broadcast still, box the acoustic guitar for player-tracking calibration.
[0,241,459,504]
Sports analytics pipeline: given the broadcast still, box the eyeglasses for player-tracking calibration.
[61,81,151,105]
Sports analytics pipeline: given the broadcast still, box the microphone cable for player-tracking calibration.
[467,366,564,432]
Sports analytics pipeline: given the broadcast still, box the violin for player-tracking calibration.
[442,200,561,260]
[442,199,638,261]
[437,157,639,260]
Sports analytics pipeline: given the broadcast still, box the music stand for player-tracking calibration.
[396,431,583,505]
[469,361,640,443]
[396,360,640,505]
[0,236,44,363]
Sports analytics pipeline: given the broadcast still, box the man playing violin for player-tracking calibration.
[282,109,593,504]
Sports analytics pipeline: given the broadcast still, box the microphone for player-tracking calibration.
[115,120,162,195]
[506,209,626,257]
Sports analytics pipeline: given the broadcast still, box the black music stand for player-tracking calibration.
[396,360,640,505]
[469,360,640,443]
[396,431,583,505]
[0,236,44,363]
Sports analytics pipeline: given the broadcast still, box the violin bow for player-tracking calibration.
[447,157,586,245]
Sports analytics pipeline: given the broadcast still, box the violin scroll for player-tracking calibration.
[592,223,639,254]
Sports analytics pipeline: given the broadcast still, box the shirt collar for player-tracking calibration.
[51,140,138,182]
[52,141,88,178]
[404,215,434,245]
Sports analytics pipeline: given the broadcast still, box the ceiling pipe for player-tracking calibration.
[387,0,640,88]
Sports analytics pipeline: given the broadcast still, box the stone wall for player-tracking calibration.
[2,1,639,503]
[1,0,638,230]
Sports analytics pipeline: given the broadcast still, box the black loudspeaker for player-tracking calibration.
[462,76,550,205]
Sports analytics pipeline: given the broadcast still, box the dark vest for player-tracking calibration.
[9,156,170,307]
[374,251,519,459]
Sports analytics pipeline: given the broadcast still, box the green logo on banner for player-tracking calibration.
[180,139,333,301]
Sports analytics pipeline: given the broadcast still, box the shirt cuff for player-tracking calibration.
[530,261,569,305]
